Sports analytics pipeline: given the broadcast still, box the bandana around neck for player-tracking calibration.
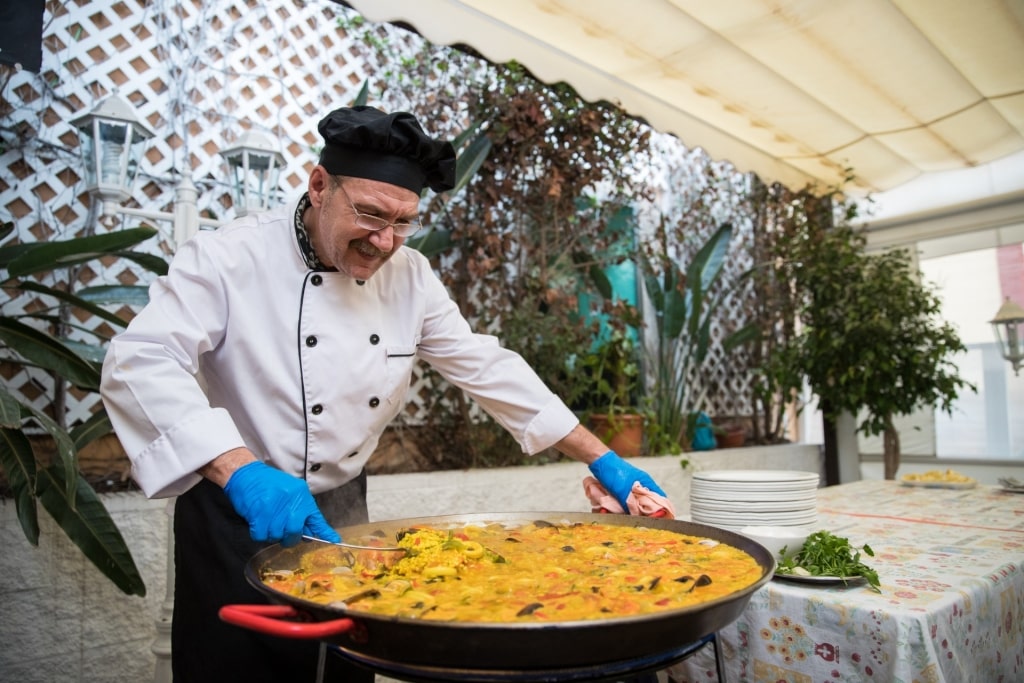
[293,193,334,271]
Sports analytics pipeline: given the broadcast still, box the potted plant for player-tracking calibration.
[739,186,974,480]
[791,232,972,479]
[574,325,646,457]
[0,223,165,596]
[640,221,751,454]
[712,419,747,449]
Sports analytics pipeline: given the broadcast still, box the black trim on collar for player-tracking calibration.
[293,193,336,272]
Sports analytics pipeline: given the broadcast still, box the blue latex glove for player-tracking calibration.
[588,450,668,512]
[224,461,341,546]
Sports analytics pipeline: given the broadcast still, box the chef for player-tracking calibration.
[100,105,669,682]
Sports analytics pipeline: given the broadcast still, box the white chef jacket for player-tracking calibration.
[100,197,580,499]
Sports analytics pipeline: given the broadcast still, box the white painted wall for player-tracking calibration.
[0,493,171,683]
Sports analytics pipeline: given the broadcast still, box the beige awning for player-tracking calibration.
[341,0,1024,195]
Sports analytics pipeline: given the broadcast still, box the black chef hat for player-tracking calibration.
[317,106,456,194]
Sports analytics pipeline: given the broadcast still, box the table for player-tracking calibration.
[667,479,1024,683]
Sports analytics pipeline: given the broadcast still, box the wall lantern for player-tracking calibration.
[220,129,286,216]
[71,93,283,243]
[990,296,1024,376]
[69,91,155,210]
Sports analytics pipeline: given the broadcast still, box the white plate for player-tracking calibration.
[692,516,819,528]
[691,490,818,500]
[692,513,818,526]
[692,493,819,505]
[690,506,817,519]
[692,479,819,487]
[690,503,816,515]
[692,483,818,493]
[692,478,820,487]
[899,478,976,490]
[695,521,819,530]
[694,470,821,484]
[692,485,819,497]
[692,489,819,499]
[772,573,868,586]
[689,498,817,512]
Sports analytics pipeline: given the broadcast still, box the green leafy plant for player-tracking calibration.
[572,323,642,418]
[341,25,656,467]
[0,223,167,596]
[711,420,744,436]
[562,203,648,453]
[748,192,972,478]
[776,529,880,592]
[710,419,747,449]
[572,326,647,457]
[727,178,856,445]
[640,221,738,454]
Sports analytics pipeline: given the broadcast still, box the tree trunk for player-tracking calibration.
[821,403,840,486]
[882,416,901,480]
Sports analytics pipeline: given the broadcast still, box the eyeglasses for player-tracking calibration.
[338,184,422,237]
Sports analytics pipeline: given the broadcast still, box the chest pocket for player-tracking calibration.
[384,345,418,404]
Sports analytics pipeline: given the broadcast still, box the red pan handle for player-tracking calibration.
[218,604,356,639]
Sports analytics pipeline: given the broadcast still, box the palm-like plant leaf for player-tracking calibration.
[76,284,152,308]
[660,267,688,340]
[11,314,112,343]
[0,385,22,428]
[112,250,169,276]
[451,132,492,196]
[36,462,146,597]
[70,409,113,451]
[451,119,484,150]
[406,227,454,259]
[0,318,101,390]
[0,240,41,267]
[686,222,733,293]
[353,79,370,106]
[640,222,736,452]
[20,400,80,506]
[723,322,761,352]
[60,339,108,363]
[6,227,158,277]
[0,426,40,544]
[16,281,128,328]
[0,227,160,597]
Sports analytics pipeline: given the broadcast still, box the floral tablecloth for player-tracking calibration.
[667,479,1024,683]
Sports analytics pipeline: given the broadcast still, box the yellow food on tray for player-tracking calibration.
[901,469,974,484]
[260,521,763,623]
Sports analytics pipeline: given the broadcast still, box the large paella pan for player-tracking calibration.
[220,512,774,673]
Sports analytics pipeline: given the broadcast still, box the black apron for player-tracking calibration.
[171,472,373,683]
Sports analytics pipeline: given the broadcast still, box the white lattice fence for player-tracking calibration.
[1,0,756,436]
[0,0,442,424]
[703,233,756,419]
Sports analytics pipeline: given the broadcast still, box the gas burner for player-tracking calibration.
[329,633,721,683]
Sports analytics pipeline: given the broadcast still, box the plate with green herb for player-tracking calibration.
[774,530,880,592]
[773,572,868,586]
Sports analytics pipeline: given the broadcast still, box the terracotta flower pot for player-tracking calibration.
[590,413,645,457]
[715,429,746,449]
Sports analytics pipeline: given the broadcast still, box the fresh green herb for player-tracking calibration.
[776,530,880,592]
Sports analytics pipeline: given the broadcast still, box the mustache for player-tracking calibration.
[354,239,390,258]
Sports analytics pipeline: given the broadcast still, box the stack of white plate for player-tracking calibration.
[689,470,820,532]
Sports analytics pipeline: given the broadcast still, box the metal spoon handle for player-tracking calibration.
[301,534,406,553]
